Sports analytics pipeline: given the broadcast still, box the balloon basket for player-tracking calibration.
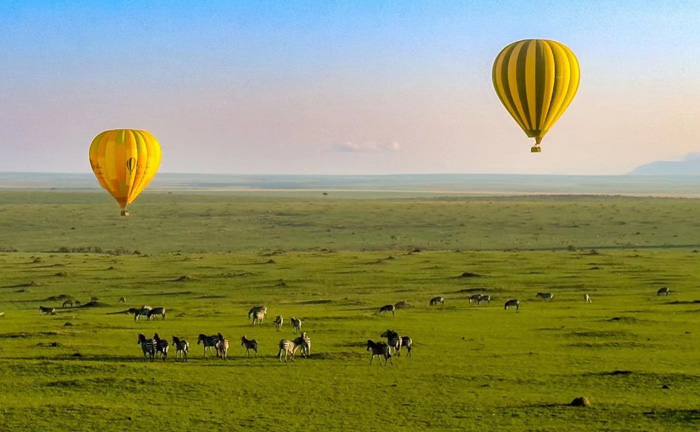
[530,146,541,153]
[120,210,130,217]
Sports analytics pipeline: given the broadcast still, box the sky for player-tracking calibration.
[2,0,700,175]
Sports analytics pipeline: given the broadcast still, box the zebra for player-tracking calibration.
[536,292,554,300]
[478,295,492,305]
[584,293,592,303]
[400,336,413,357]
[291,317,302,334]
[274,315,284,331]
[278,333,310,362]
[39,306,56,315]
[248,306,267,325]
[119,296,126,303]
[240,336,258,357]
[153,333,169,361]
[62,300,73,308]
[147,307,166,320]
[468,294,483,304]
[378,304,395,316]
[380,330,402,356]
[134,306,152,321]
[296,332,311,358]
[137,333,156,361]
[367,340,392,365]
[197,334,219,357]
[172,336,189,362]
[504,299,520,310]
[74,300,81,307]
[657,287,670,296]
[429,296,445,306]
[90,297,99,303]
[216,333,229,360]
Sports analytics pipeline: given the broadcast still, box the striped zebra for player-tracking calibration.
[147,307,166,320]
[216,333,229,360]
[197,334,219,357]
[172,336,189,362]
[504,299,520,310]
[62,300,73,308]
[274,315,284,331]
[429,296,445,306]
[378,304,395,316]
[278,332,310,362]
[478,295,491,305]
[468,294,483,304]
[584,293,592,303]
[39,306,56,315]
[153,333,169,361]
[536,292,554,300]
[241,336,258,357]
[400,336,413,357]
[119,296,126,303]
[137,333,156,361]
[248,306,267,325]
[291,317,302,334]
[380,330,402,355]
[134,306,152,321]
[657,287,670,296]
[366,340,392,365]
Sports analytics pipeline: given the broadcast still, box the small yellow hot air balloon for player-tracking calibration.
[89,129,162,216]
[492,39,580,152]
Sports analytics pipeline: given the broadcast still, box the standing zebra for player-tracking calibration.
[468,294,483,304]
[400,336,413,357]
[147,307,166,320]
[429,296,445,306]
[504,299,520,310]
[274,315,284,331]
[197,334,219,357]
[62,300,73,308]
[366,340,392,365]
[295,332,311,358]
[291,317,302,334]
[39,306,56,315]
[584,293,592,303]
[278,332,310,362]
[216,333,229,360]
[153,333,169,361]
[657,287,670,296]
[240,336,258,357]
[248,306,267,325]
[535,292,554,300]
[137,333,156,361]
[119,296,126,303]
[378,304,395,316]
[380,330,402,356]
[172,336,189,362]
[478,295,492,305]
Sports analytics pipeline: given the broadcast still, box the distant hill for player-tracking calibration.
[631,153,700,175]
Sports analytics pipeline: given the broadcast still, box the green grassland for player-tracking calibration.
[1,192,700,431]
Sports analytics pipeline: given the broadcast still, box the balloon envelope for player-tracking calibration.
[88,129,161,215]
[492,39,580,152]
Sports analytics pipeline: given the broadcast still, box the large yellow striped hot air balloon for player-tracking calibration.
[492,39,580,152]
[89,129,162,216]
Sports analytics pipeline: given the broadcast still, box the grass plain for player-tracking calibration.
[0,191,699,431]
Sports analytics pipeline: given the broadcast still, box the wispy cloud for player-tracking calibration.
[333,141,400,153]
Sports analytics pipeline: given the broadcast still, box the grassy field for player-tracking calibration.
[1,192,700,431]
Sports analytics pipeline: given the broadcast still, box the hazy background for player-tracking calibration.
[2,0,700,175]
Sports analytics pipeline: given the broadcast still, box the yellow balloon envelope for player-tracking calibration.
[492,39,580,152]
[88,129,162,216]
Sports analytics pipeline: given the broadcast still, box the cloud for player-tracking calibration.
[333,141,400,153]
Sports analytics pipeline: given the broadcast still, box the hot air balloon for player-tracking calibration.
[492,39,580,152]
[89,129,162,216]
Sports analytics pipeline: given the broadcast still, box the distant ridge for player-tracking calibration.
[631,153,700,176]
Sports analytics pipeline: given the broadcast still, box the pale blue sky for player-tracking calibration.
[2,1,700,174]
